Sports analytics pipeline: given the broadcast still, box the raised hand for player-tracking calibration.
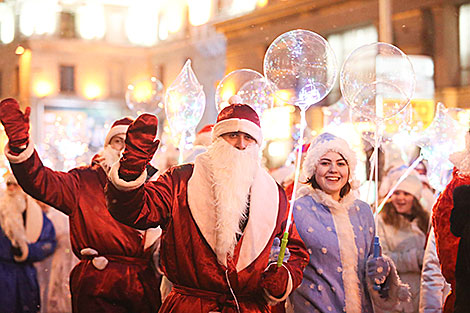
[0,98,31,153]
[119,114,160,181]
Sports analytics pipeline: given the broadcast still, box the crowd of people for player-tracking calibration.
[0,95,469,313]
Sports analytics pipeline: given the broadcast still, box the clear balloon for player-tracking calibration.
[165,59,206,136]
[215,69,273,116]
[264,29,338,110]
[340,42,415,121]
[416,102,467,191]
[125,77,164,116]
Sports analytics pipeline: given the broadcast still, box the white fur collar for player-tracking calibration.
[187,152,279,271]
[298,184,362,312]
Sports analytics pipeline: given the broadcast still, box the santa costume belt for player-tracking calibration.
[172,284,255,308]
[80,254,150,270]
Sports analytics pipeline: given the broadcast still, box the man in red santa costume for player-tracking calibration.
[106,101,309,312]
[0,98,161,313]
[433,131,470,313]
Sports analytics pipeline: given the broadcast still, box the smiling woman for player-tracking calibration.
[287,132,410,313]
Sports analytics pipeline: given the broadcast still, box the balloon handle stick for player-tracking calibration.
[373,236,382,291]
[277,231,289,267]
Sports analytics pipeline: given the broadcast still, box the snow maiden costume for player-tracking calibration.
[106,103,309,313]
[290,133,410,313]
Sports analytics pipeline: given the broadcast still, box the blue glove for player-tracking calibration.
[366,256,391,286]
[269,237,290,264]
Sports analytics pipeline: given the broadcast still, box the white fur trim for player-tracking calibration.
[302,135,357,186]
[194,132,212,146]
[104,125,128,147]
[108,161,147,191]
[187,153,278,271]
[143,227,162,250]
[449,132,470,175]
[4,141,35,164]
[262,264,293,305]
[212,118,263,144]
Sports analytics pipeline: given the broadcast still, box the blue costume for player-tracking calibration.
[0,195,56,313]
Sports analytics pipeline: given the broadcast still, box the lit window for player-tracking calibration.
[0,3,15,44]
[77,2,105,40]
[126,0,159,46]
[188,0,211,26]
[460,4,470,85]
[60,65,75,93]
[19,0,58,37]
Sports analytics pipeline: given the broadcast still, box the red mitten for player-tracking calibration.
[119,114,160,181]
[0,98,31,154]
[260,263,289,298]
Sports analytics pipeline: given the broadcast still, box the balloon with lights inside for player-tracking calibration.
[125,76,164,116]
[264,29,338,266]
[215,69,274,116]
[165,59,206,163]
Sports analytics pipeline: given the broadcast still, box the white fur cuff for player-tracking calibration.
[108,161,147,191]
[4,141,35,164]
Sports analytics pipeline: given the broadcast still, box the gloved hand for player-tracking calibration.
[269,237,291,264]
[260,263,289,298]
[366,256,391,286]
[0,98,31,154]
[118,114,160,182]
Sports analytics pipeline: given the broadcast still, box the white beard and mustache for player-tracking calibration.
[0,189,28,249]
[206,138,260,260]
[97,145,122,174]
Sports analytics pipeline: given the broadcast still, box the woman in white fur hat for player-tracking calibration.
[377,171,430,313]
[289,132,410,313]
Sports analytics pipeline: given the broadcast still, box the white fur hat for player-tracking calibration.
[381,166,423,200]
[395,174,422,200]
[302,132,357,186]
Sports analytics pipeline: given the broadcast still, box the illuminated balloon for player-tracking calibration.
[165,59,205,136]
[340,42,415,121]
[125,77,164,116]
[264,29,338,110]
[215,69,273,116]
[416,102,467,191]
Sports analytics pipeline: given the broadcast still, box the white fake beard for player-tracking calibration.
[0,191,27,247]
[98,145,122,174]
[206,138,260,260]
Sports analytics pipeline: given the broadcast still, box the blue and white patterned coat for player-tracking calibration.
[290,186,409,313]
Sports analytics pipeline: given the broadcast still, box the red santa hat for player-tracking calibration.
[211,99,263,144]
[193,124,214,146]
[104,117,134,147]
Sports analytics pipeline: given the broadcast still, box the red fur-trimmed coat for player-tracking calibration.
[106,162,309,312]
[432,168,470,312]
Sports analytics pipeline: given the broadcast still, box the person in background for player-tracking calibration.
[377,172,430,312]
[35,200,79,313]
[106,102,309,312]
[432,131,470,313]
[290,132,409,313]
[0,98,161,313]
[418,226,451,313]
[449,184,470,313]
[0,173,56,312]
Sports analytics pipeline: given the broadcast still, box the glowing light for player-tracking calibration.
[166,2,184,33]
[129,81,153,102]
[0,3,15,44]
[15,46,25,55]
[257,0,268,7]
[77,2,105,40]
[34,80,53,98]
[262,107,292,140]
[126,0,159,46]
[268,141,288,157]
[188,0,211,26]
[84,84,101,100]
[19,0,58,37]
[274,90,293,106]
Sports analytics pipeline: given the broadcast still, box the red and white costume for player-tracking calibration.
[5,118,161,313]
[106,103,309,312]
